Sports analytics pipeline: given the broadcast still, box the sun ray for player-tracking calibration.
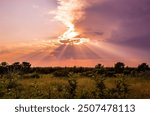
[89,40,142,64]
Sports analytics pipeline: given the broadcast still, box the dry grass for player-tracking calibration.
[1,73,150,99]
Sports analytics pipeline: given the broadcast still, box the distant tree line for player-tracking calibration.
[0,61,149,77]
[0,62,31,75]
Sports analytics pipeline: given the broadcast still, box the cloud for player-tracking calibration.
[0,0,150,66]
[77,0,150,43]
[32,4,39,9]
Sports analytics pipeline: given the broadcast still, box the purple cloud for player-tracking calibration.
[77,0,150,50]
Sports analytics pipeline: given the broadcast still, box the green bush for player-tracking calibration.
[23,73,40,79]
[53,70,70,77]
[0,79,6,97]
[95,78,107,98]
[108,78,130,99]
[68,79,77,98]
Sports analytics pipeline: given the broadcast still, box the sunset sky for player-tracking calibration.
[0,0,150,67]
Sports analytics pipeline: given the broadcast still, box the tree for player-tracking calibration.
[12,62,22,71]
[95,64,103,69]
[21,62,31,73]
[137,63,149,72]
[0,62,8,67]
[95,64,105,75]
[114,62,125,73]
[0,62,9,74]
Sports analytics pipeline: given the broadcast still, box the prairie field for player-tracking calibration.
[0,72,150,99]
[0,62,150,99]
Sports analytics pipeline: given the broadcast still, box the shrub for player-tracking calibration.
[81,71,95,78]
[105,71,116,77]
[53,70,70,77]
[108,78,130,99]
[137,63,149,72]
[0,79,6,97]
[68,79,77,98]
[138,71,150,79]
[23,73,40,79]
[114,62,125,73]
[95,78,107,98]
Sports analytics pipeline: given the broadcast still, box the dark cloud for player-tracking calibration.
[114,36,150,51]
[77,0,150,49]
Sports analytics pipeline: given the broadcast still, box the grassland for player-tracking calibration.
[0,62,150,99]
[0,73,150,99]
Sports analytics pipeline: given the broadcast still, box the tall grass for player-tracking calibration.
[0,72,150,99]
